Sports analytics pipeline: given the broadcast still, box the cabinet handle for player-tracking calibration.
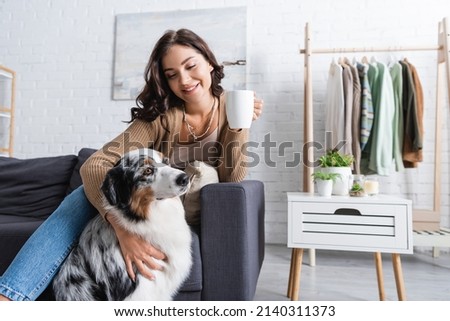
[334,208,361,215]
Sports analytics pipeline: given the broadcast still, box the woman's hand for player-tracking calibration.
[253,94,264,121]
[108,215,166,282]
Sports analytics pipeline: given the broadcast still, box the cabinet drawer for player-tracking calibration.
[288,199,413,253]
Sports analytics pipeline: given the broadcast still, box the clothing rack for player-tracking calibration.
[300,45,441,54]
[301,17,450,230]
[288,18,450,301]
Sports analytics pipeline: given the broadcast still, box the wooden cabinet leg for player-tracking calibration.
[287,248,296,298]
[287,248,303,300]
[374,252,385,301]
[392,253,406,301]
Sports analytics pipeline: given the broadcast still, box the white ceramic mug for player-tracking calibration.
[225,90,254,129]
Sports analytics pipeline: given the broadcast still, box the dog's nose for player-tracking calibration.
[176,173,189,187]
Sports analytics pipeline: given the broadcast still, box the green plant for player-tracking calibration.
[311,171,341,182]
[350,183,364,192]
[318,149,354,167]
[349,182,366,197]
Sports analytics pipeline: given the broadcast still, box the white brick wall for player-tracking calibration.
[1,0,450,244]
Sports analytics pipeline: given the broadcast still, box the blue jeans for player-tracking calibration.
[0,186,97,301]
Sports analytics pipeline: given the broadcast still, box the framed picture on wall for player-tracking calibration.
[113,7,248,100]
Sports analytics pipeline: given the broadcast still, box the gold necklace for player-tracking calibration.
[183,98,217,140]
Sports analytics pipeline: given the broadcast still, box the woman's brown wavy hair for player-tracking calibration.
[130,29,225,123]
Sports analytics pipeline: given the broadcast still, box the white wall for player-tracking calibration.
[1,0,450,244]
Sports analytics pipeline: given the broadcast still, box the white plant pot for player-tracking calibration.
[322,167,352,195]
[316,179,333,197]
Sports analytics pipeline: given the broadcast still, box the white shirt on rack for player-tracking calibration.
[325,60,345,149]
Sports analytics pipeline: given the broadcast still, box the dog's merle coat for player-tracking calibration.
[52,149,192,301]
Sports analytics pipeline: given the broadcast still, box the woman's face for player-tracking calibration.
[162,44,214,105]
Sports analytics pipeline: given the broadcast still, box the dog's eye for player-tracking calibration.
[143,167,154,176]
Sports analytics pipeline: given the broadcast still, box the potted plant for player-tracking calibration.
[318,149,354,195]
[311,171,341,197]
[349,174,366,197]
[349,182,366,197]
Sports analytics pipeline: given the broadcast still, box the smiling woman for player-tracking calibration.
[163,46,214,103]
[131,29,225,124]
[162,44,217,143]
[0,28,264,301]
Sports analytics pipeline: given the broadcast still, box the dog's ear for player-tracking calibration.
[101,166,132,206]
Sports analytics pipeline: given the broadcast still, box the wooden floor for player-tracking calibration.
[254,244,450,301]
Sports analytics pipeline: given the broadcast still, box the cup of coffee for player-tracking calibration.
[225,90,254,129]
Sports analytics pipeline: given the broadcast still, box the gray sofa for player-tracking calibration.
[0,148,265,300]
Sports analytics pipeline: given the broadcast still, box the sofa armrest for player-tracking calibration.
[200,180,265,300]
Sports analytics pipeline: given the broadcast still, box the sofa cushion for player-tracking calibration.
[0,154,78,219]
[0,215,46,275]
[66,148,97,195]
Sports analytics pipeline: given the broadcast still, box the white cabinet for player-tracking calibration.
[286,192,413,301]
[0,65,15,157]
[287,193,413,254]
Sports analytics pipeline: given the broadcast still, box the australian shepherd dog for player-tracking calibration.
[53,148,192,300]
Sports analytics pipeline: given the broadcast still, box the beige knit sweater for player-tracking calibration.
[80,96,249,217]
